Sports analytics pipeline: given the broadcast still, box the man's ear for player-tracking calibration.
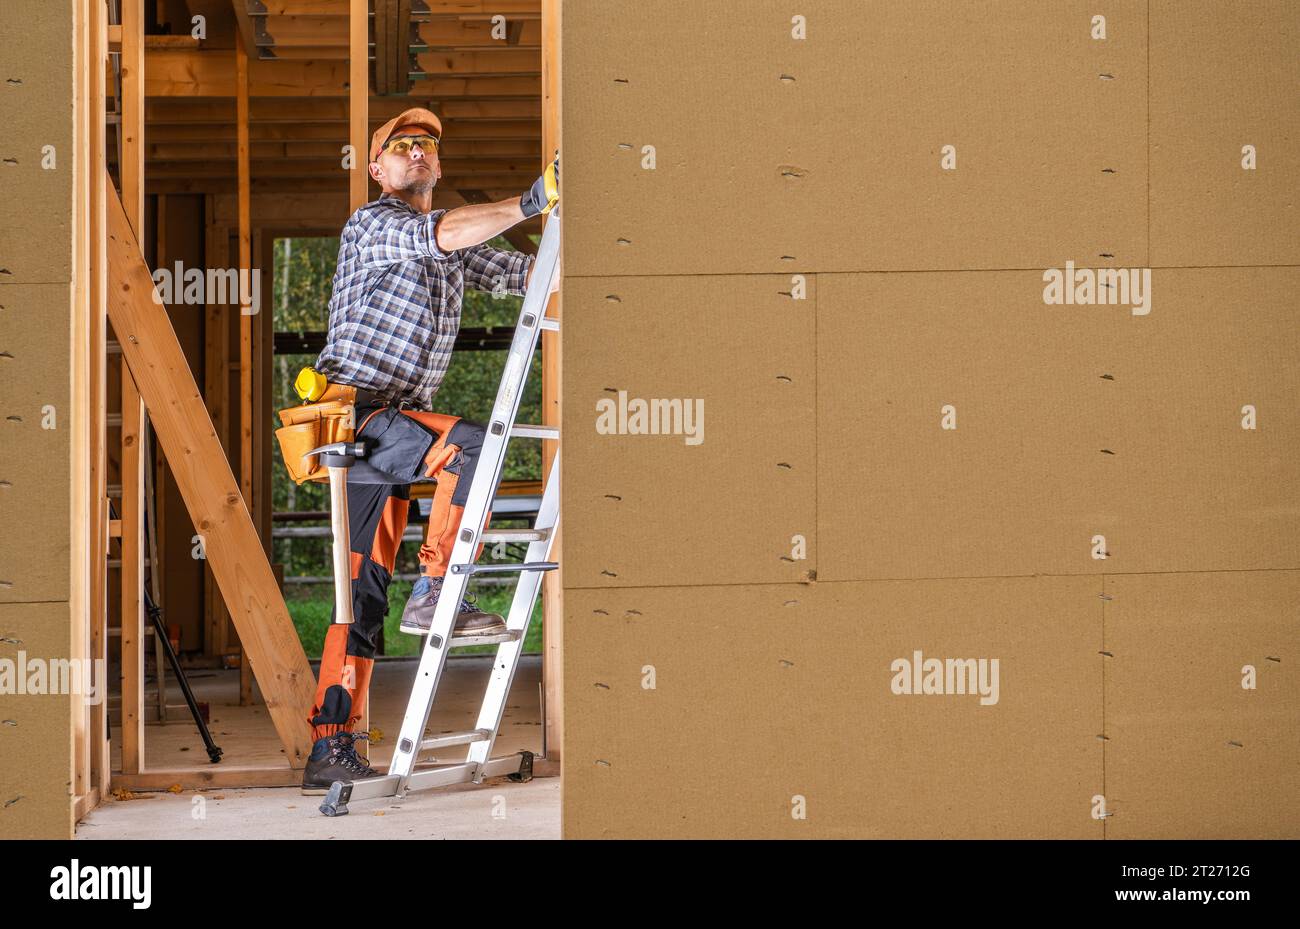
[368,161,385,183]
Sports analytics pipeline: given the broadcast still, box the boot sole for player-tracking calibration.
[399,621,508,637]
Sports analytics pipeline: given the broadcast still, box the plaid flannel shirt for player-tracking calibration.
[315,192,535,410]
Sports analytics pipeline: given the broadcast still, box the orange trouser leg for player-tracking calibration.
[306,476,410,743]
[400,412,491,577]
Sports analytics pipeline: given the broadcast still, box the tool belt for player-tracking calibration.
[275,369,391,484]
[275,381,359,484]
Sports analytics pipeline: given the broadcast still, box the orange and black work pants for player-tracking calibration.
[308,399,491,743]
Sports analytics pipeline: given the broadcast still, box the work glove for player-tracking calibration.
[520,152,560,218]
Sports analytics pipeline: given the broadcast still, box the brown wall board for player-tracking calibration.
[817,267,1300,582]
[0,601,74,838]
[0,1,75,285]
[561,273,816,589]
[563,0,1148,277]
[1149,0,1300,268]
[817,269,1111,580]
[0,283,73,604]
[1103,571,1300,839]
[564,576,1102,838]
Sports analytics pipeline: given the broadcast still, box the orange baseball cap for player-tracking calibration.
[369,107,444,163]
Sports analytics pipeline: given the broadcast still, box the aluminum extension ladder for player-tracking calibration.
[317,208,562,817]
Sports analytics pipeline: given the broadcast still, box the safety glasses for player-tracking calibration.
[381,134,440,157]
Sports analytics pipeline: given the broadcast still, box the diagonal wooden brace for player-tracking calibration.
[104,175,316,767]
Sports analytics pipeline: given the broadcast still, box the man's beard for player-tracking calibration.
[398,173,435,194]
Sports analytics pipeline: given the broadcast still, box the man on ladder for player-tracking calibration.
[299,107,559,795]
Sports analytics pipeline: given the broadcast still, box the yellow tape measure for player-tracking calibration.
[294,367,328,402]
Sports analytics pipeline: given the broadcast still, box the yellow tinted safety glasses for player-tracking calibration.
[382,134,440,157]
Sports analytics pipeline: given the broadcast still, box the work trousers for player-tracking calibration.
[307,400,490,743]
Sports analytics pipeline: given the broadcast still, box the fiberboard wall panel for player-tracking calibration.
[562,1,1299,838]
[817,267,1300,582]
[561,274,816,589]
[0,0,77,839]
[1103,571,1300,839]
[564,576,1102,838]
[1148,0,1300,268]
[563,0,1148,277]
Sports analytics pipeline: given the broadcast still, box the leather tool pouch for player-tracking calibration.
[275,384,357,484]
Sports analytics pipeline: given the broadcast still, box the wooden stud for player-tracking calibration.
[237,44,253,519]
[203,214,231,657]
[539,0,562,763]
[349,0,369,210]
[71,0,92,809]
[118,0,147,777]
[88,0,112,801]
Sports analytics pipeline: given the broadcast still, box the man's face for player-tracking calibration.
[370,124,441,194]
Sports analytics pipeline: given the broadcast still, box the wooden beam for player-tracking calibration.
[72,0,92,809]
[138,48,538,96]
[230,0,262,58]
[112,764,304,791]
[257,0,540,13]
[539,0,561,764]
[142,121,540,143]
[203,213,231,658]
[136,160,534,184]
[145,140,538,161]
[236,44,255,699]
[89,0,111,805]
[372,0,390,95]
[145,97,541,123]
[105,180,317,767]
[350,0,370,745]
[349,0,368,210]
[237,44,253,520]
[119,0,147,778]
[119,361,146,774]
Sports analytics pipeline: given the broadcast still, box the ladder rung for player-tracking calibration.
[510,424,559,440]
[448,630,522,647]
[479,528,550,543]
[539,317,559,332]
[420,729,491,752]
[449,561,557,576]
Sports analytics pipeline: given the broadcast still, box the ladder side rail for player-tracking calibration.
[385,211,562,786]
[465,450,560,774]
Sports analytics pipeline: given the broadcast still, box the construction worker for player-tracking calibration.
[300,107,559,793]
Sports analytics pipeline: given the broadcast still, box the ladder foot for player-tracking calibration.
[318,781,351,817]
[507,750,535,783]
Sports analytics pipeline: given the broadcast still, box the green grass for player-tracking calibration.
[285,578,543,660]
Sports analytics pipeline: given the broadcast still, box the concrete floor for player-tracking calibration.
[76,778,560,840]
[78,654,559,839]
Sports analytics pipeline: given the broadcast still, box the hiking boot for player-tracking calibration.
[399,574,506,637]
[300,732,385,796]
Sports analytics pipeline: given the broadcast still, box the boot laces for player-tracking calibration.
[333,732,378,777]
[425,575,481,614]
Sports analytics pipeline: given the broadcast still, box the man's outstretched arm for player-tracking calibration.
[434,153,559,253]
[433,198,527,254]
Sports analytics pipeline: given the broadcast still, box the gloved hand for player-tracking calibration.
[520,152,559,218]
